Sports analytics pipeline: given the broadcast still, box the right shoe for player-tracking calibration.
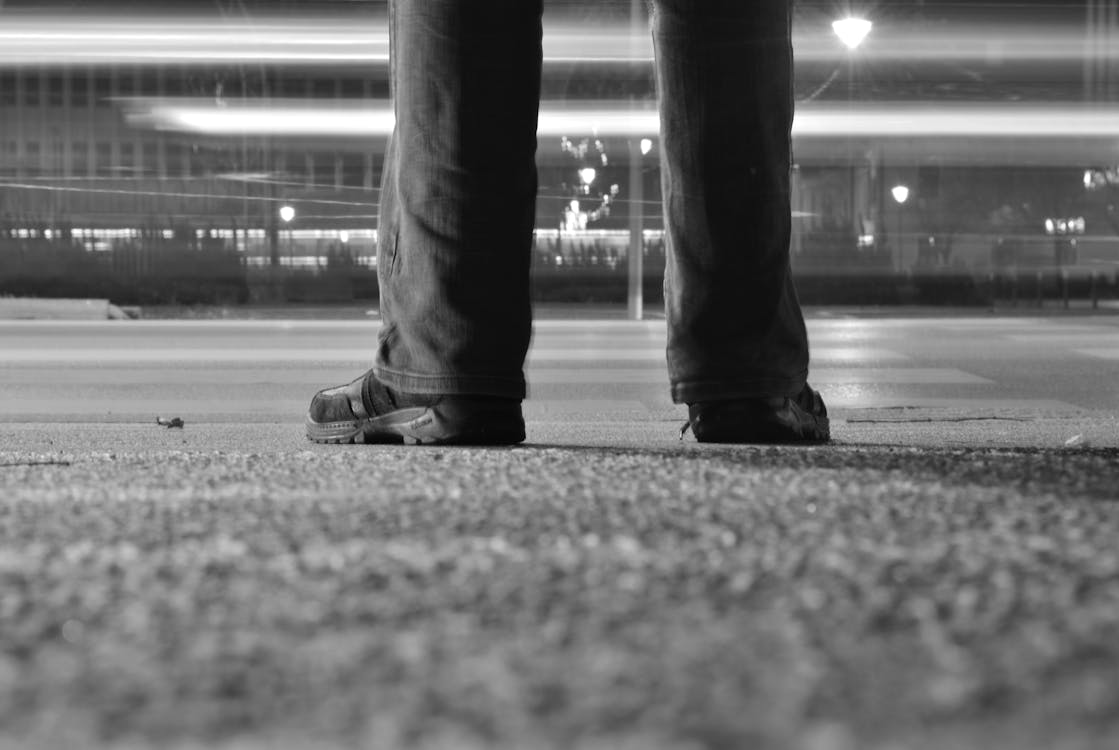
[305,369,525,446]
[682,384,830,444]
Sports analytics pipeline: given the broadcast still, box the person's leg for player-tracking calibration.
[306,0,542,445]
[651,0,827,442]
[375,0,543,398]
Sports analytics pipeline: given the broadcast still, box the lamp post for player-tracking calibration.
[833,17,873,254]
[891,185,910,272]
[628,137,648,321]
[279,205,295,267]
[627,0,646,321]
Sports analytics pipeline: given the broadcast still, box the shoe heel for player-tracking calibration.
[417,399,525,445]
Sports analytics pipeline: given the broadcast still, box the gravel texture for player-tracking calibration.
[1,427,1118,749]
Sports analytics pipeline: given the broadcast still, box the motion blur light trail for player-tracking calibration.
[0,16,1111,65]
[123,98,1119,140]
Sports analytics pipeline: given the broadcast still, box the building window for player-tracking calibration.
[95,142,113,176]
[166,143,185,178]
[94,73,112,107]
[189,144,205,177]
[71,141,89,176]
[47,74,64,107]
[119,142,135,173]
[164,67,186,97]
[142,142,160,176]
[313,151,337,188]
[71,70,89,108]
[25,142,42,177]
[0,73,15,106]
[312,78,337,99]
[140,70,160,97]
[118,69,135,98]
[281,76,305,98]
[340,77,364,100]
[2,141,17,174]
[51,141,64,174]
[22,69,41,107]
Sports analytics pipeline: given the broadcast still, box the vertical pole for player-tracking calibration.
[627,0,644,321]
[628,138,644,321]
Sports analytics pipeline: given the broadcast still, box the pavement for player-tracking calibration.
[1,312,1118,749]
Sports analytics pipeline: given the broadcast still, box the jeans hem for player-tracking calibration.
[670,370,808,405]
[373,364,526,400]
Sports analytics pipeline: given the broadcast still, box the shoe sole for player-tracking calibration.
[690,401,830,445]
[306,401,526,446]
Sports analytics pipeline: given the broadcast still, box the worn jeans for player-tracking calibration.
[373,0,810,404]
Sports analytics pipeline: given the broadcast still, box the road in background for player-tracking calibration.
[1,313,1117,435]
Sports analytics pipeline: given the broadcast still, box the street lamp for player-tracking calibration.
[279,205,295,267]
[832,17,873,50]
[832,17,873,254]
[891,185,910,271]
[578,167,597,191]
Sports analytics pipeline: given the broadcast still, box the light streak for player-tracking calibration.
[121,98,1119,140]
[0,16,1110,66]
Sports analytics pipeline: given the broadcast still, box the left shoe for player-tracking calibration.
[305,369,525,445]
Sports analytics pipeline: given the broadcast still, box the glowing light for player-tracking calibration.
[891,185,910,204]
[832,17,873,50]
[640,138,653,156]
[578,167,597,185]
[279,205,295,223]
[339,231,349,243]
[0,17,1114,66]
[122,99,1119,143]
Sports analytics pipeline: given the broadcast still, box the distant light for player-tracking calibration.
[832,17,873,51]
[578,167,597,185]
[339,230,349,243]
[639,138,653,156]
[1084,170,1095,189]
[279,205,295,223]
[1045,219,1056,235]
[891,185,910,204]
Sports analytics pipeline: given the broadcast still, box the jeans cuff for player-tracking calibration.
[373,364,526,400]
[670,370,808,405]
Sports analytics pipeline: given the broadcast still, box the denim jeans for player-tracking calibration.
[374,0,809,404]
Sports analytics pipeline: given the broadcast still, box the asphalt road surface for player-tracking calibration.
[1,312,1117,432]
[2,312,1118,749]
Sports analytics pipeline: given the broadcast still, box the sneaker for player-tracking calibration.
[305,370,525,445]
[682,384,830,444]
